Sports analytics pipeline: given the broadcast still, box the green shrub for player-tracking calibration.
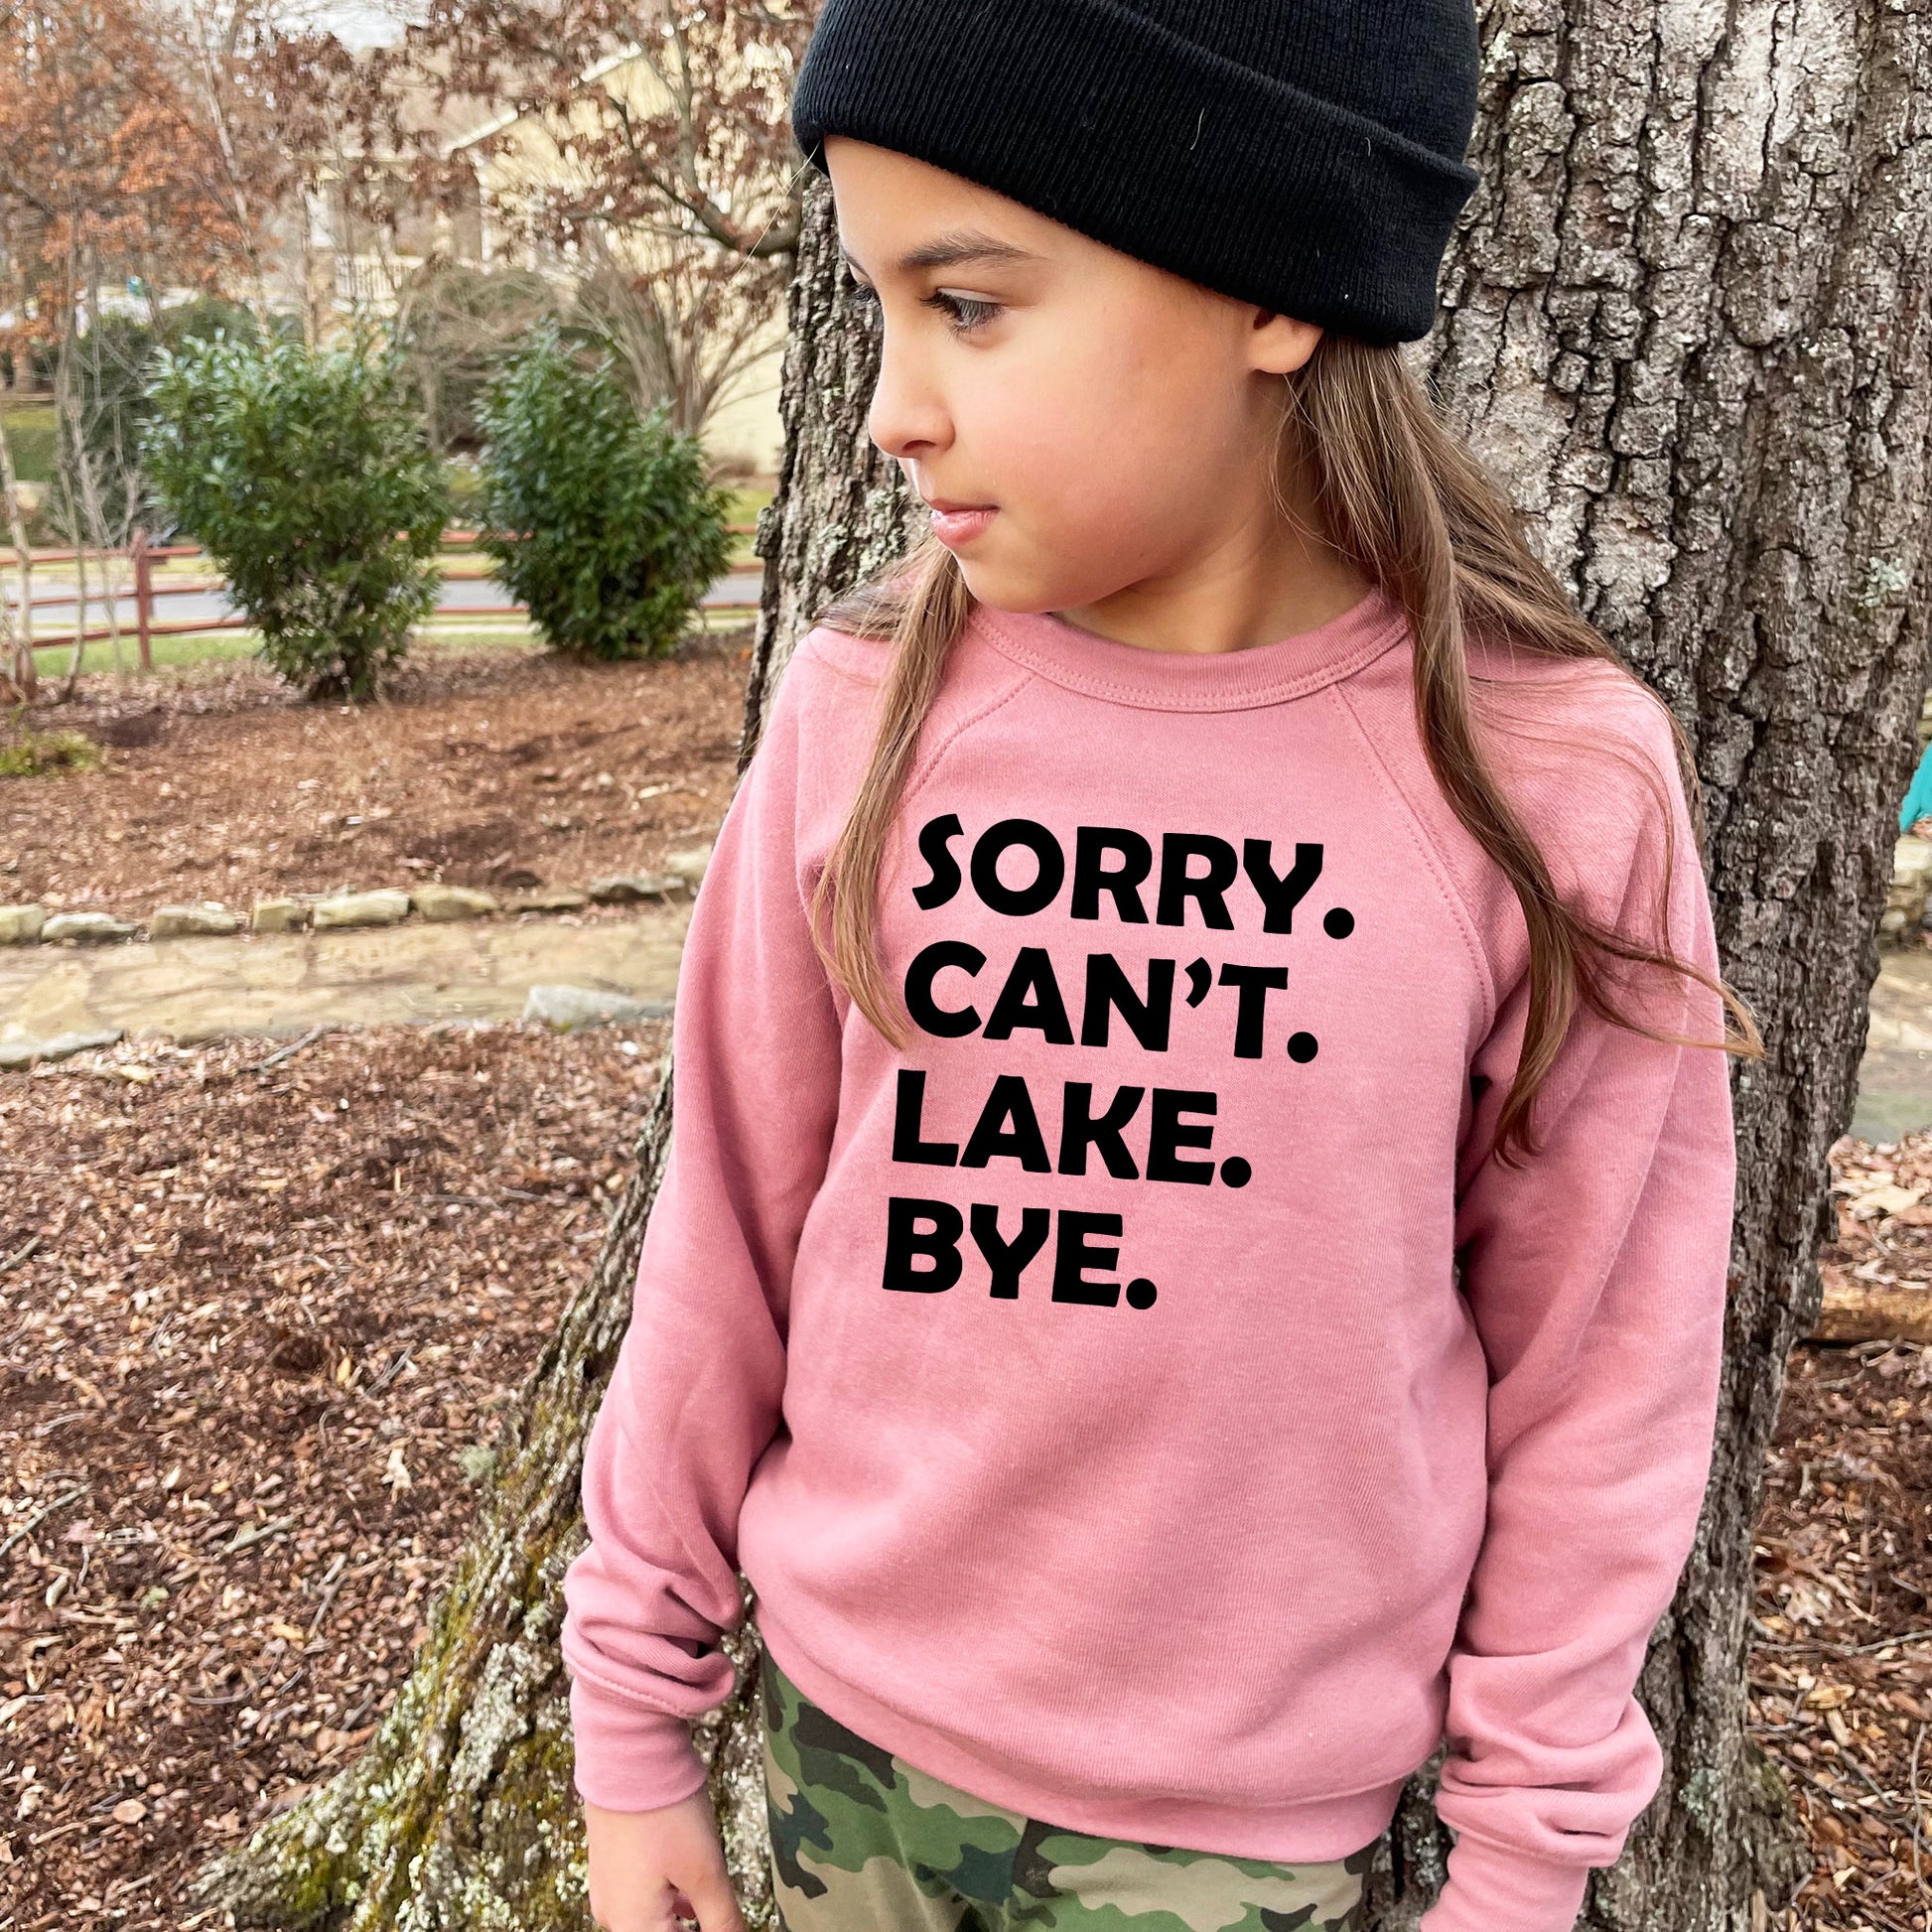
[0,720,100,777]
[0,402,56,486]
[164,295,265,351]
[143,334,449,701]
[476,327,733,660]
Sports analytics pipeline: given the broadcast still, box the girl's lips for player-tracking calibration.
[929,504,997,546]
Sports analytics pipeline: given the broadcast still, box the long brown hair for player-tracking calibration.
[803,334,1764,1169]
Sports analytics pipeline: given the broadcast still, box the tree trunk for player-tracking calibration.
[1377,3,1932,1927]
[206,1,1932,1921]
[743,177,914,757]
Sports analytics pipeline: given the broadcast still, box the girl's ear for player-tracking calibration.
[1249,309,1323,377]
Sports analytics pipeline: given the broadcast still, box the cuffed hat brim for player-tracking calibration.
[790,0,1479,345]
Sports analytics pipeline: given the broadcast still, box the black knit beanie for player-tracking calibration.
[788,0,1481,345]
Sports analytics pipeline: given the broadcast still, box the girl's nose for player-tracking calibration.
[867,331,951,463]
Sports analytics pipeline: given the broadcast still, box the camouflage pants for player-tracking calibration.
[759,1648,1375,1931]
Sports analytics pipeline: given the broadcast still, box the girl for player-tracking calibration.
[562,4,1764,1930]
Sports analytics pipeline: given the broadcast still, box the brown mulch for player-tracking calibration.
[0,1022,667,1930]
[1821,1134,1932,1321]
[1749,1129,1932,1932]
[5,1032,1932,1928]
[1755,1334,1932,1932]
[1,637,753,919]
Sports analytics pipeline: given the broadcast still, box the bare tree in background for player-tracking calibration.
[571,225,779,442]
[0,0,359,700]
[391,259,558,454]
[374,0,816,435]
[0,0,329,334]
[52,306,128,693]
[0,410,34,701]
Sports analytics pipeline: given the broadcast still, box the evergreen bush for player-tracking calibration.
[143,335,448,700]
[477,327,732,660]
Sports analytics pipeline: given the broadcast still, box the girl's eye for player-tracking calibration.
[923,290,1002,335]
[840,277,1001,337]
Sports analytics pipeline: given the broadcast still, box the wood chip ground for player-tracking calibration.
[2,1024,668,1928]
[3,638,751,918]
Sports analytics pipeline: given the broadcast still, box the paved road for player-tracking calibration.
[14,567,765,635]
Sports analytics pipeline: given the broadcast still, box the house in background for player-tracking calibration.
[293,44,788,483]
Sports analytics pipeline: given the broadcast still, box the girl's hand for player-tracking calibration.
[585,1792,749,1932]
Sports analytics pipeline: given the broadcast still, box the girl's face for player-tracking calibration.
[823,134,1328,623]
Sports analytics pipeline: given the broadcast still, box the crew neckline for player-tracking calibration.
[971,581,1410,712]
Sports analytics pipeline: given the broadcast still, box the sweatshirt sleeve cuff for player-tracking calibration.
[568,1674,712,1813]
[1415,1831,1592,1932]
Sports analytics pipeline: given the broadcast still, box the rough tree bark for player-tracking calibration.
[207,0,1932,1922]
[1382,3,1932,1927]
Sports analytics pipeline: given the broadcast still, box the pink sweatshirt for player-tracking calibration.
[561,584,1736,1932]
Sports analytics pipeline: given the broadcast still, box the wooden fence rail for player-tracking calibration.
[5,522,761,662]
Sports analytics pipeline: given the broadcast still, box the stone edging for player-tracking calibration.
[1887,833,1932,947]
[0,845,713,949]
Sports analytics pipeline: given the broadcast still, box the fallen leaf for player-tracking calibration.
[1781,1579,1833,1626]
[1851,1180,1925,1217]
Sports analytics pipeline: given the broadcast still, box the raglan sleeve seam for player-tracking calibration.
[903,657,1037,806]
[1328,678,1498,1038]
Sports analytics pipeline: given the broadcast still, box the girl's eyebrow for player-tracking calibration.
[841,228,1042,275]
